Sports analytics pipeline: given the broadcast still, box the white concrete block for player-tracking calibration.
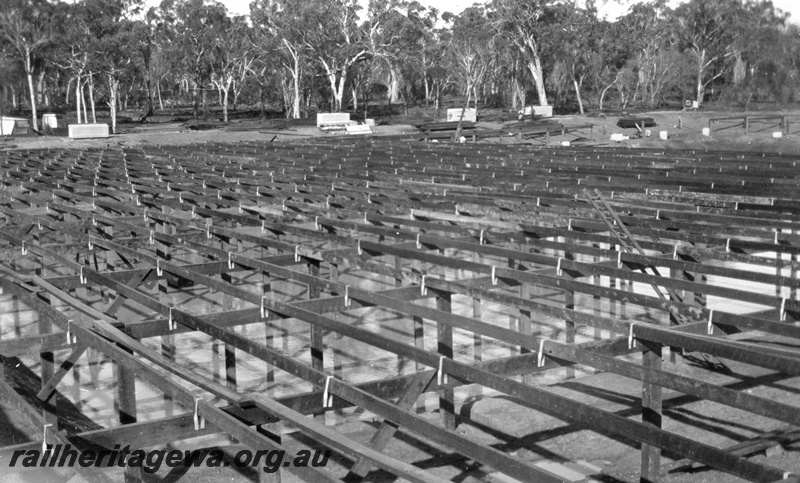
[1,116,28,135]
[447,108,477,122]
[316,113,350,127]
[520,106,554,118]
[345,124,372,135]
[42,113,57,130]
[69,124,109,139]
[659,131,668,140]
[702,127,710,136]
[773,131,783,139]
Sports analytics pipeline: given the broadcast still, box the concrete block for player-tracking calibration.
[447,108,477,122]
[773,131,783,139]
[520,106,554,118]
[702,127,710,136]
[42,113,57,130]
[345,124,372,135]
[1,116,30,135]
[68,124,109,139]
[316,113,350,127]
[659,130,668,140]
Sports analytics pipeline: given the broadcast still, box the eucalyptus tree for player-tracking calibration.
[490,0,555,106]
[449,6,494,109]
[210,15,255,122]
[304,0,371,111]
[254,0,369,112]
[727,1,792,107]
[0,41,18,125]
[132,8,159,117]
[616,1,684,108]
[49,1,90,122]
[365,0,443,107]
[673,0,745,106]
[251,0,309,118]
[81,0,143,132]
[547,2,601,114]
[0,0,55,130]
[159,0,229,119]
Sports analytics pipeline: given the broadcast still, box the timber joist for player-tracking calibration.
[1,140,800,482]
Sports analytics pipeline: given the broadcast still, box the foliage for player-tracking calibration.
[0,0,797,124]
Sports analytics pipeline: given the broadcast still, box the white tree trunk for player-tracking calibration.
[65,77,72,105]
[80,80,88,123]
[335,75,346,112]
[599,74,618,111]
[292,58,301,119]
[26,69,38,131]
[389,66,401,104]
[75,74,82,123]
[89,72,96,123]
[695,51,706,107]
[221,77,232,123]
[573,78,584,115]
[108,75,118,134]
[221,87,229,122]
[231,80,238,111]
[525,47,548,107]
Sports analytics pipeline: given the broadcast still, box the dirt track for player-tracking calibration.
[3,108,800,154]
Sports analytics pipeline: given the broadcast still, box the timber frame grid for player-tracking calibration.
[0,138,799,483]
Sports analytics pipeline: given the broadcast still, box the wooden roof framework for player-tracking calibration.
[0,139,799,482]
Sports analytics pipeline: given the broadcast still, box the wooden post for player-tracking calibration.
[413,313,425,410]
[307,259,324,421]
[157,211,175,416]
[435,288,455,429]
[117,347,137,425]
[641,341,663,483]
[257,426,282,483]
[329,262,343,421]
[472,252,482,398]
[124,464,146,483]
[221,235,238,391]
[41,295,58,427]
[520,284,532,385]
[564,249,576,380]
[262,248,274,396]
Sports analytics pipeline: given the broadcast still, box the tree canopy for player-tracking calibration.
[0,0,797,129]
